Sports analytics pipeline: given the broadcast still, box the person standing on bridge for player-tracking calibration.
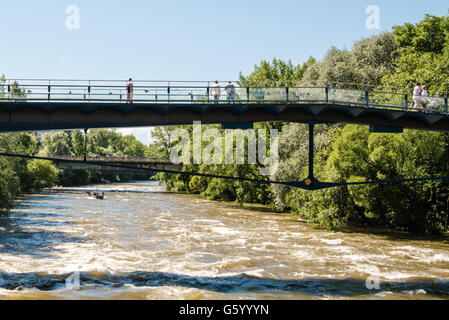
[411,82,421,109]
[126,78,134,104]
[210,80,221,104]
[421,85,428,109]
[225,81,236,104]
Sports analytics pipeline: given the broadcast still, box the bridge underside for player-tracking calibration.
[59,168,155,177]
[1,102,449,132]
[54,161,182,172]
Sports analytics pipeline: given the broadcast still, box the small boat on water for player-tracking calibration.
[86,191,105,200]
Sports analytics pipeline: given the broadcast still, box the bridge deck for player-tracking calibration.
[1,80,448,132]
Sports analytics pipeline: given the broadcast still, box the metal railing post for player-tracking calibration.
[87,82,91,102]
[286,86,289,104]
[365,85,369,107]
[405,93,408,110]
[207,82,210,104]
[167,82,170,104]
[325,83,329,104]
[308,123,315,180]
[48,85,51,101]
[445,92,448,115]
[83,128,88,162]
[247,87,250,104]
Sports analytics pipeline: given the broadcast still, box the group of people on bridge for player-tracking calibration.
[125,79,236,104]
[411,83,429,109]
[210,80,236,104]
[124,78,437,110]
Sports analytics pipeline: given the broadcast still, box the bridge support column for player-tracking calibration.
[84,128,88,162]
[297,123,342,191]
[301,123,321,190]
[308,123,314,181]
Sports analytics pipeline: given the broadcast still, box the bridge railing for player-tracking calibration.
[52,155,172,163]
[1,79,448,115]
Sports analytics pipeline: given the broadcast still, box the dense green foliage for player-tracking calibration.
[383,14,449,93]
[274,125,449,234]
[0,76,59,212]
[23,159,59,190]
[0,131,58,212]
[39,129,152,186]
[239,57,316,87]
[301,32,397,87]
[152,124,273,205]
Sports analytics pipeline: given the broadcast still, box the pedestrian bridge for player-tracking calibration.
[2,79,449,191]
[50,155,182,172]
[1,79,449,132]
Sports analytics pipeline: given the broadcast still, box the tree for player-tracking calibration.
[239,57,315,87]
[302,32,397,87]
[122,135,146,157]
[72,130,85,156]
[0,75,5,98]
[326,126,449,234]
[40,131,72,156]
[0,158,19,213]
[0,131,58,209]
[23,159,59,190]
[11,81,26,100]
[151,126,181,157]
[382,14,449,93]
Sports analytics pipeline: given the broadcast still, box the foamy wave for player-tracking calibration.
[320,239,343,245]
[427,254,449,265]
[210,226,239,236]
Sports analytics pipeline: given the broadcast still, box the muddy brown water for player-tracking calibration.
[0,181,449,300]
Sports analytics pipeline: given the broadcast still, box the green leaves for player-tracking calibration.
[24,159,59,189]
[239,57,315,87]
[384,14,449,92]
[302,33,397,87]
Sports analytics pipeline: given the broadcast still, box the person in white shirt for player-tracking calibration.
[210,80,221,104]
[126,78,134,104]
[412,82,421,109]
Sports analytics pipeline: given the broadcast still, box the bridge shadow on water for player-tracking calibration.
[0,270,448,298]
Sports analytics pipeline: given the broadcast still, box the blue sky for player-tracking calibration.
[0,0,448,143]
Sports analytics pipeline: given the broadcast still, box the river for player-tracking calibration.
[0,181,449,300]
